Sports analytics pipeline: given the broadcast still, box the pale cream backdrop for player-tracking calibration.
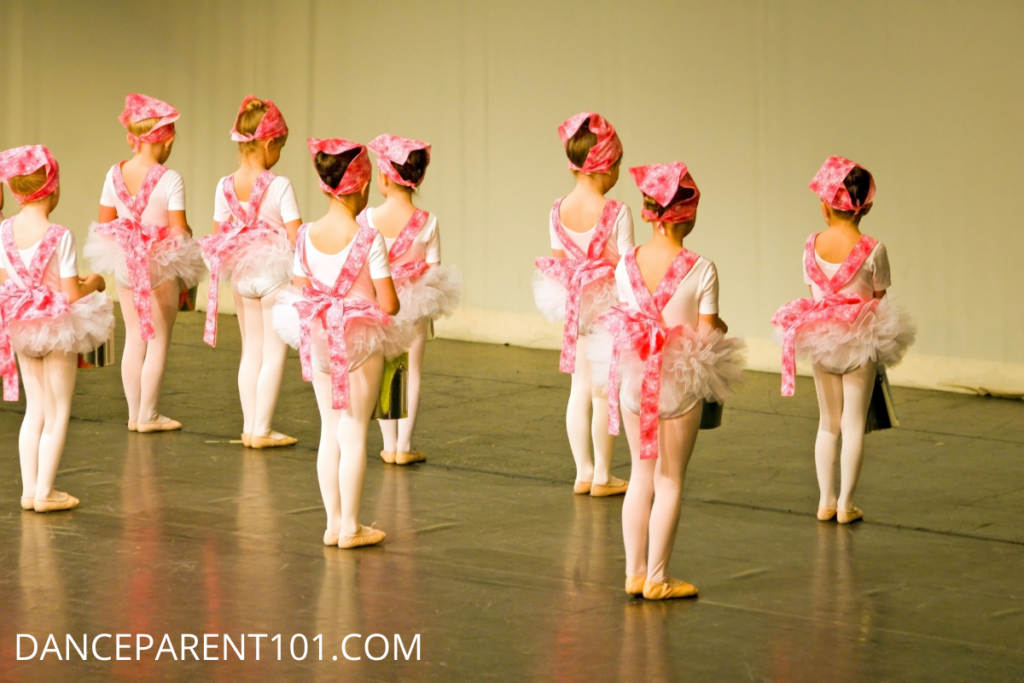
[1,0,1022,395]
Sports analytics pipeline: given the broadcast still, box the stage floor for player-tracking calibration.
[1,311,1022,681]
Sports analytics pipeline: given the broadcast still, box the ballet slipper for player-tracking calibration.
[241,433,251,448]
[323,529,340,546]
[380,450,396,464]
[20,497,35,511]
[642,577,698,600]
[573,480,593,495]
[136,416,183,433]
[395,449,426,465]
[128,420,137,432]
[817,507,837,521]
[33,491,80,513]
[625,576,645,596]
[338,525,386,549]
[250,433,298,449]
[590,477,629,498]
[837,507,863,524]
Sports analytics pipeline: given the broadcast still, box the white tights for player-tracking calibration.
[566,334,616,485]
[621,402,701,583]
[812,360,877,511]
[118,280,179,423]
[235,289,288,437]
[17,350,78,500]
[378,317,428,453]
[313,353,384,537]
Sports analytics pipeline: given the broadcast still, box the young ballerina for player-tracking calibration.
[534,112,635,497]
[85,93,204,433]
[591,162,745,600]
[0,145,114,512]
[200,95,301,449]
[273,138,405,549]
[366,134,461,465]
[771,157,915,524]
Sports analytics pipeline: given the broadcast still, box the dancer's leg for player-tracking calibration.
[118,287,145,422]
[17,353,45,498]
[338,353,384,537]
[312,369,342,536]
[34,350,77,500]
[566,335,595,483]
[812,364,844,510]
[621,409,654,578]
[235,290,257,435]
[137,279,179,423]
[646,403,701,583]
[252,290,289,438]
[590,378,617,486]
[837,360,877,512]
[395,318,429,453]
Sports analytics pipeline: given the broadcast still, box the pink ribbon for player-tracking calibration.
[387,209,431,281]
[291,218,390,410]
[94,163,168,341]
[597,246,698,460]
[535,198,619,373]
[198,171,276,346]
[771,233,879,396]
[0,220,70,400]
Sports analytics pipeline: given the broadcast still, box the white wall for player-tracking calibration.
[3,1,1022,394]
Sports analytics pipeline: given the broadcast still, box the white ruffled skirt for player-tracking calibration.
[588,324,747,419]
[532,271,618,334]
[775,296,916,375]
[222,231,294,300]
[85,222,206,291]
[9,292,114,358]
[393,265,462,325]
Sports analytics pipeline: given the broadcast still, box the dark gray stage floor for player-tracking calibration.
[1,311,1022,682]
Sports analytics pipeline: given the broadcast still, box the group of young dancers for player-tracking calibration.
[0,99,914,601]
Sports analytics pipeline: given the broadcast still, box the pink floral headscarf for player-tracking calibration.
[230,95,289,142]
[368,134,431,188]
[307,138,371,197]
[809,156,875,214]
[119,93,179,152]
[629,162,700,223]
[558,112,623,174]
[0,145,60,203]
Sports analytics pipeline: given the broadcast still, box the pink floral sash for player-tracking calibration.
[771,233,879,396]
[386,209,431,281]
[0,220,71,401]
[598,246,699,460]
[291,218,390,410]
[94,163,168,341]
[535,198,620,372]
[198,171,277,346]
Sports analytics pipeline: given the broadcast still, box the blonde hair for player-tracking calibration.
[234,98,288,154]
[8,168,48,197]
[128,117,160,138]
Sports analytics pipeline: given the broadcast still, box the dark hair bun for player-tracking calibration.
[315,148,360,190]
[843,166,873,207]
[565,121,598,168]
[394,149,428,186]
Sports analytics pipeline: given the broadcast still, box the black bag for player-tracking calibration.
[700,401,724,430]
[865,366,899,433]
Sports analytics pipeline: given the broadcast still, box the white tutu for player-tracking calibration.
[774,296,916,375]
[222,231,293,299]
[85,222,206,290]
[532,270,618,334]
[273,285,410,374]
[588,323,747,419]
[9,292,114,358]
[394,265,462,325]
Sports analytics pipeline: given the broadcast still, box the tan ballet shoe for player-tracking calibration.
[338,525,386,549]
[136,417,182,433]
[591,477,629,497]
[643,577,699,600]
[128,420,137,432]
[837,507,863,524]
[21,497,34,511]
[573,480,592,495]
[250,433,297,449]
[625,576,646,596]
[323,529,340,546]
[241,433,251,448]
[34,491,80,513]
[380,450,396,464]
[817,507,837,521]
[395,449,426,465]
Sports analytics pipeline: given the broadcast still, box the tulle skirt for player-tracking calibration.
[85,222,206,290]
[394,265,462,325]
[532,271,618,334]
[9,292,114,358]
[774,296,916,375]
[223,231,294,300]
[272,285,413,374]
[588,323,747,419]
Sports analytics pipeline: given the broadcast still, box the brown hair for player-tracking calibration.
[565,121,598,168]
[8,168,48,198]
[642,186,697,217]
[127,117,160,138]
[315,149,361,192]
[392,149,428,187]
[831,166,873,223]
